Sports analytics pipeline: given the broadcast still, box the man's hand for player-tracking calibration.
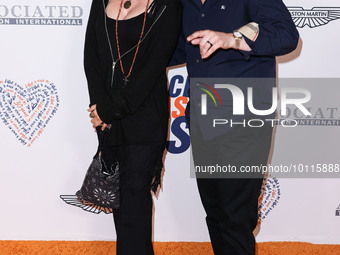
[187,30,251,59]
[88,104,108,131]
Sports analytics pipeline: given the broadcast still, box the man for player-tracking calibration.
[170,0,299,254]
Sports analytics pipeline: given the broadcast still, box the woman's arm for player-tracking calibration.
[84,0,106,107]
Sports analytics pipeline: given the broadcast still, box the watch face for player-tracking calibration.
[234,31,243,38]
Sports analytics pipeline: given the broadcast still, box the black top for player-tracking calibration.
[84,0,182,146]
[107,13,145,55]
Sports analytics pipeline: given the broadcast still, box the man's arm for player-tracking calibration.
[245,0,299,56]
[187,0,299,59]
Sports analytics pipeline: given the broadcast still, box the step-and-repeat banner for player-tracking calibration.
[0,0,339,244]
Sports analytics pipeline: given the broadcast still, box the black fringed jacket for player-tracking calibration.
[84,0,182,146]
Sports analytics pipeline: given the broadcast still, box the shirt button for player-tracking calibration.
[201,13,205,17]
[196,59,200,63]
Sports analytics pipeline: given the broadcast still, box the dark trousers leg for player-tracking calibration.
[112,145,158,255]
[197,178,263,255]
[192,124,273,255]
[196,178,224,254]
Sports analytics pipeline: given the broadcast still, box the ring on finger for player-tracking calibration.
[206,40,213,47]
[90,112,95,118]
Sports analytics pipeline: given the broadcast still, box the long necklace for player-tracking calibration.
[115,0,149,85]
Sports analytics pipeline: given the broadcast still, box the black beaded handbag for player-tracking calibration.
[60,128,120,214]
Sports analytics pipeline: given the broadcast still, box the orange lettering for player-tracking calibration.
[171,96,188,118]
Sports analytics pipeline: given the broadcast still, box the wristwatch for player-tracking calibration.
[233,30,243,50]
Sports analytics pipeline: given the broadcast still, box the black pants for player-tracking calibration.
[103,143,162,255]
[191,123,273,255]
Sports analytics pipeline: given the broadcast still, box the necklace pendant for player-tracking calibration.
[124,0,131,9]
[123,76,129,85]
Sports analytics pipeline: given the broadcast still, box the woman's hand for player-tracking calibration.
[187,30,251,59]
[88,104,108,131]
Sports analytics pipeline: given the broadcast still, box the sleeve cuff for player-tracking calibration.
[96,89,128,123]
[238,36,256,61]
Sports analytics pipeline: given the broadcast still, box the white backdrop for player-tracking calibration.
[0,0,339,244]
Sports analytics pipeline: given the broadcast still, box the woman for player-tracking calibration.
[84,0,182,254]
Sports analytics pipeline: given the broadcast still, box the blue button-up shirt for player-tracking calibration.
[171,0,299,78]
[170,0,299,136]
